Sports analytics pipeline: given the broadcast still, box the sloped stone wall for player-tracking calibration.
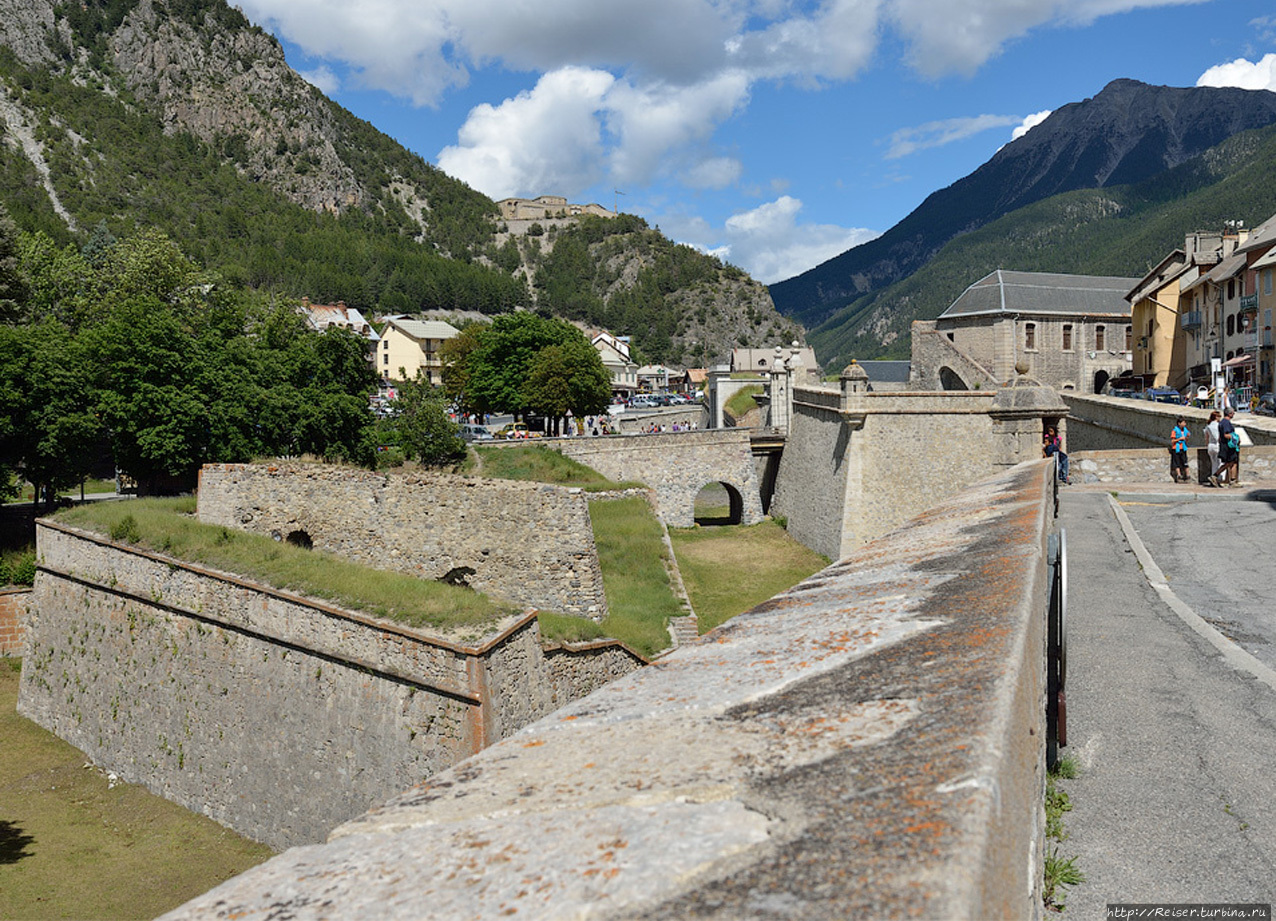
[197,463,607,620]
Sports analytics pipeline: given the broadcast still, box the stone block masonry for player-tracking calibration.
[19,521,643,850]
[197,463,608,620]
[0,589,29,655]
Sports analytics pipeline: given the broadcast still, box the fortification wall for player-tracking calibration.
[163,460,1055,921]
[1071,445,1276,484]
[0,588,29,655]
[1062,394,1276,451]
[197,464,607,620]
[20,522,643,850]
[546,429,765,527]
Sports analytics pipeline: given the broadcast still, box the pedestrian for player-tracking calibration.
[1170,417,1190,483]
[1043,425,1070,484]
[1219,408,1240,487]
[1205,411,1221,486]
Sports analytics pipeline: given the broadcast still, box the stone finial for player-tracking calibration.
[1015,359,1030,376]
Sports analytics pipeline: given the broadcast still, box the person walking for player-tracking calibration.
[1205,411,1222,486]
[1043,425,1070,484]
[1170,417,1190,483]
[1219,408,1241,487]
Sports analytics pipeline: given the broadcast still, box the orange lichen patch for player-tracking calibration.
[559,715,578,721]
[522,739,546,748]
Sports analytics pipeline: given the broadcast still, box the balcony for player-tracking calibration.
[1180,310,1202,330]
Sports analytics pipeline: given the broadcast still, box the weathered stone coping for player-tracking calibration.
[164,460,1052,920]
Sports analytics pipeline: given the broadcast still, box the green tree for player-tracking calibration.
[465,312,585,416]
[522,337,612,432]
[0,204,28,324]
[376,375,464,466]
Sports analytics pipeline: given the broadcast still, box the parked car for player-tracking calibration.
[1255,393,1276,416]
[494,422,539,439]
[458,423,493,442]
[1145,387,1183,404]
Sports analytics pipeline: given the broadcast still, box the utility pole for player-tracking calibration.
[613,189,625,215]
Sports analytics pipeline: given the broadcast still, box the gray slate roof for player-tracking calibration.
[940,270,1138,320]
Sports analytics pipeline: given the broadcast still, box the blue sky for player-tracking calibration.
[235,0,1276,285]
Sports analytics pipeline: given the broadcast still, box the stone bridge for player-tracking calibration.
[543,429,766,527]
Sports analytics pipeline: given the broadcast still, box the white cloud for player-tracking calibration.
[437,68,615,200]
[1197,54,1276,92]
[298,65,340,96]
[1012,109,1052,140]
[669,196,878,284]
[886,114,1021,159]
[683,157,746,190]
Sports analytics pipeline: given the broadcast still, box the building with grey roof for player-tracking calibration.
[378,317,460,385]
[910,270,1136,393]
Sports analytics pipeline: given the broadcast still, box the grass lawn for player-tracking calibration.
[54,498,518,636]
[465,444,642,491]
[0,659,274,920]
[584,497,684,658]
[670,520,829,634]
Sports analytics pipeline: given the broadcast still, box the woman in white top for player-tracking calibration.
[1205,410,1222,485]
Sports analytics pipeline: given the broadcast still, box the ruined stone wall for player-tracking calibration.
[0,589,29,655]
[19,522,643,850]
[197,464,607,620]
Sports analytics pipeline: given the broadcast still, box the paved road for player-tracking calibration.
[1058,489,1276,916]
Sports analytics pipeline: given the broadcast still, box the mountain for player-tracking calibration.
[808,118,1276,368]
[770,79,1276,351]
[0,0,792,364]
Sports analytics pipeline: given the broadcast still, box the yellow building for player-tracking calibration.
[377,318,459,385]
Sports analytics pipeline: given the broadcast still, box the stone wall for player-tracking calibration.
[545,430,765,527]
[1071,446,1276,484]
[197,463,607,620]
[162,460,1056,921]
[0,589,29,655]
[20,521,644,850]
[771,378,1064,560]
[1062,393,1276,452]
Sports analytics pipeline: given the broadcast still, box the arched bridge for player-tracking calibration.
[547,429,766,527]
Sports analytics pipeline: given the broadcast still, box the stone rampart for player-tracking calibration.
[772,380,1061,559]
[197,463,607,620]
[0,588,29,655]
[163,460,1055,921]
[544,429,765,527]
[1062,394,1276,451]
[19,521,644,850]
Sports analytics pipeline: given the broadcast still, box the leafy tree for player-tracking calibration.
[375,375,464,466]
[439,323,487,412]
[522,338,612,431]
[0,204,27,324]
[464,312,585,417]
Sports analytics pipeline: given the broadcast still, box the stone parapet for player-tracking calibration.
[162,461,1054,921]
[1063,394,1276,451]
[1072,446,1276,484]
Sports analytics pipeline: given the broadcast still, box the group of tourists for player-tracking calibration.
[1167,410,1243,486]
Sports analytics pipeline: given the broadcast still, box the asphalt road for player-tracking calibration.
[1058,490,1276,916]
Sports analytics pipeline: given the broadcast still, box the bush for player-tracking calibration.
[0,546,36,586]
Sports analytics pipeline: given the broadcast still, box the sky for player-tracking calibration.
[232,0,1276,286]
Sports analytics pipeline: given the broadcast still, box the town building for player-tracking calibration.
[912,270,1136,393]
[732,346,820,383]
[377,318,459,385]
[591,332,638,399]
[299,299,378,342]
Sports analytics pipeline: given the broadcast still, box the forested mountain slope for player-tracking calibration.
[771,79,1276,349]
[0,0,791,362]
[809,120,1276,366]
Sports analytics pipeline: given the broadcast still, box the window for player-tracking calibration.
[1095,325,1106,351]
[1227,315,1235,337]
[1024,323,1036,350]
[1125,326,1132,351]
[1062,324,1073,351]
[1266,269,1273,297]
[383,339,389,350]
[383,353,389,365]
[1228,279,1235,300]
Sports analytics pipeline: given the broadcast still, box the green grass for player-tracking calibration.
[536,611,608,645]
[669,520,829,634]
[724,385,764,419]
[54,499,518,634]
[1044,754,1084,912]
[0,659,275,920]
[465,444,642,491]
[585,497,684,657]
[0,545,36,587]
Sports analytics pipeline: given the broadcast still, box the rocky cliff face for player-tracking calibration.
[771,79,1276,329]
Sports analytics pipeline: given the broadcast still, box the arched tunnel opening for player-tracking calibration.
[694,481,744,526]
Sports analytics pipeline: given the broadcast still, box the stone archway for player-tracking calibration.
[1093,370,1110,394]
[939,366,969,391]
[694,481,744,526]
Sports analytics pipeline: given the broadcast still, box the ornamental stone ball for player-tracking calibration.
[1015,359,1030,376]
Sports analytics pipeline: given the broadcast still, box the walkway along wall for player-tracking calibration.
[544,429,765,527]
[163,460,1056,921]
[197,464,608,620]
[1062,393,1276,451]
[771,367,1066,560]
[18,521,644,850]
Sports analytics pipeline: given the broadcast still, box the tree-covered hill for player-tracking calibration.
[810,120,1276,367]
[0,0,796,363]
